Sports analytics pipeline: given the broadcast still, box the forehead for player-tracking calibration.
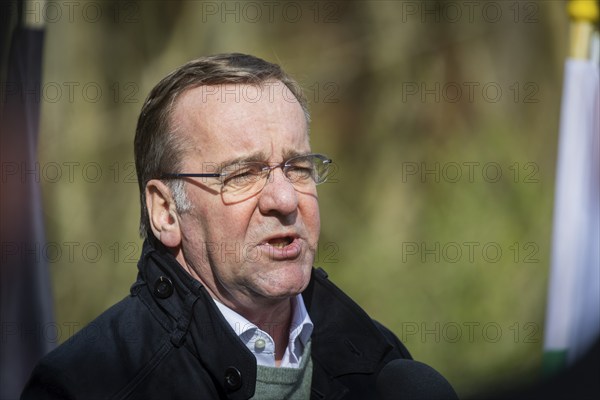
[170,81,310,165]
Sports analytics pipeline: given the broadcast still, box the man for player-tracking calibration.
[22,53,413,399]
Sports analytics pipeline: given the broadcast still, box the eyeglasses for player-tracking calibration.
[161,153,333,203]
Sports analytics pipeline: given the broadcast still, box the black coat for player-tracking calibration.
[22,239,412,399]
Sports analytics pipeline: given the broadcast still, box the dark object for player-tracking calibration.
[1,1,54,399]
[486,338,600,399]
[224,367,243,391]
[376,359,459,400]
[153,276,174,299]
[21,239,414,399]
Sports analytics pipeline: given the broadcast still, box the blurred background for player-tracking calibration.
[2,0,580,398]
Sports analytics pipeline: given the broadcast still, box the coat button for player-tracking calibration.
[154,276,173,299]
[224,367,242,391]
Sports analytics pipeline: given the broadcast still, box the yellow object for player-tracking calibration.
[568,1,599,59]
[568,0,599,22]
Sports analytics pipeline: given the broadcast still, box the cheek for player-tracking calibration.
[179,191,217,244]
[203,202,257,243]
[179,212,207,246]
[302,197,321,239]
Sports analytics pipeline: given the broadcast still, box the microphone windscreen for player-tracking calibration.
[376,359,458,400]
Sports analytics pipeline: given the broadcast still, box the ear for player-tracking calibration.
[145,179,182,248]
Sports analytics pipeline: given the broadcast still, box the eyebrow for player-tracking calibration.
[218,151,270,170]
[219,149,312,169]
[282,149,311,160]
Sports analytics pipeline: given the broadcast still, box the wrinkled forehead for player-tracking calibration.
[169,81,310,165]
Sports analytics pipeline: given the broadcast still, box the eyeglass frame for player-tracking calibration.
[159,153,333,195]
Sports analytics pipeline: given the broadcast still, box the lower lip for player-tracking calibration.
[258,238,302,260]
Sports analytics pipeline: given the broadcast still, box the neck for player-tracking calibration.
[174,249,295,365]
[225,296,293,366]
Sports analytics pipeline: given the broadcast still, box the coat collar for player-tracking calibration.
[303,267,394,376]
[137,237,256,400]
[302,268,395,398]
[136,238,394,399]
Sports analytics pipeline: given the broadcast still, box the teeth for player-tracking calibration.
[267,237,292,248]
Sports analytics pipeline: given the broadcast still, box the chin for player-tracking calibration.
[257,265,312,299]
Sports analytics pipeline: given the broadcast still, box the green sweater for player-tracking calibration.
[251,341,313,400]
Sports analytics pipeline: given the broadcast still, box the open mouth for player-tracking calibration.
[259,234,302,260]
[266,236,294,248]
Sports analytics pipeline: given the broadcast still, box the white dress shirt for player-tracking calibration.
[213,294,313,368]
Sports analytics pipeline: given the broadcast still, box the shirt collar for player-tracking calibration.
[289,294,313,351]
[213,294,313,368]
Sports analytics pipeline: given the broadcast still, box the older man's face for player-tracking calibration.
[171,81,319,307]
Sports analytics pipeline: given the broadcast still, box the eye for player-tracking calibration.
[285,160,315,182]
[222,163,265,188]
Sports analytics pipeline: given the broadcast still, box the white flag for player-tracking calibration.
[543,58,600,372]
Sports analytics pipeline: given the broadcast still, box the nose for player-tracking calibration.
[257,167,299,218]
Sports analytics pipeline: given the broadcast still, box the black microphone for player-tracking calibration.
[376,359,459,400]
